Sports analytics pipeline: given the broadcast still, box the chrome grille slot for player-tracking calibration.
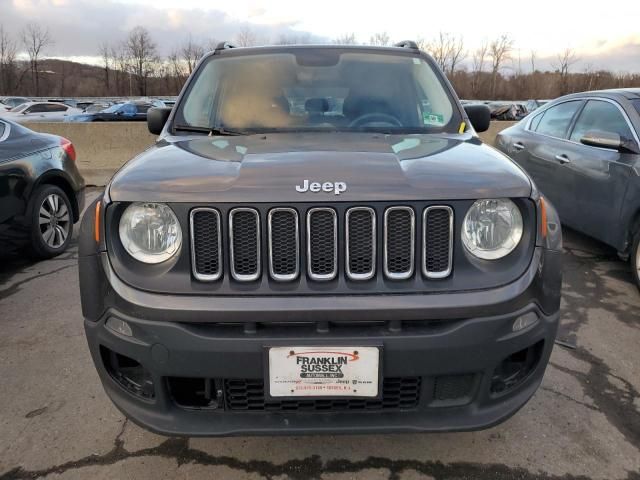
[384,207,415,279]
[346,207,376,280]
[423,206,454,278]
[268,208,299,281]
[190,208,222,281]
[229,208,260,281]
[307,208,337,281]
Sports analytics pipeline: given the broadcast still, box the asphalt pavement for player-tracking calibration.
[0,188,638,480]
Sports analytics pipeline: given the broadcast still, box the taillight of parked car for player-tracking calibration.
[60,137,76,162]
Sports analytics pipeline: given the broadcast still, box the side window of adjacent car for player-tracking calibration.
[569,100,634,143]
[532,101,582,139]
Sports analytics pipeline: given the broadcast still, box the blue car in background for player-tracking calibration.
[65,101,155,122]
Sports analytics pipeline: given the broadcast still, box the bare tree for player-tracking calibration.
[369,32,390,46]
[181,36,204,74]
[489,34,514,98]
[334,33,357,45]
[424,33,466,76]
[235,26,257,47]
[98,42,112,95]
[21,23,53,96]
[274,32,313,45]
[554,47,579,95]
[0,25,18,95]
[471,41,489,97]
[126,26,158,96]
[447,35,466,76]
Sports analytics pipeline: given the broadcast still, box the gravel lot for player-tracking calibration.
[0,188,638,480]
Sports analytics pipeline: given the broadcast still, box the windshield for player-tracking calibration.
[175,50,460,134]
[103,104,125,113]
[10,104,28,113]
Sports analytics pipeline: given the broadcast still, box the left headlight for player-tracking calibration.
[119,202,182,264]
[462,198,523,260]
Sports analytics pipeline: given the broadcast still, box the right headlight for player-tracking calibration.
[119,202,182,264]
[462,199,523,260]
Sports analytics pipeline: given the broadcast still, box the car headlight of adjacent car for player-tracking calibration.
[119,202,182,264]
[462,199,523,260]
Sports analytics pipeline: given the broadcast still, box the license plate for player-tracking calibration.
[268,346,380,397]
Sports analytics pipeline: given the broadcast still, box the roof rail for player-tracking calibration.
[394,40,419,50]
[215,41,237,51]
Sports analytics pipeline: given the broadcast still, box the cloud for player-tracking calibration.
[0,0,323,59]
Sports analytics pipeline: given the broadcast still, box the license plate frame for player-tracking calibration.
[266,345,382,399]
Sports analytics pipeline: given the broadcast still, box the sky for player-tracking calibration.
[2,0,640,72]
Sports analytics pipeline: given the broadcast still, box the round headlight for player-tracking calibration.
[462,199,523,260]
[119,202,182,264]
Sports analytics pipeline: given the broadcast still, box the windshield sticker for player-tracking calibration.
[235,145,248,155]
[423,112,445,126]
[458,121,466,134]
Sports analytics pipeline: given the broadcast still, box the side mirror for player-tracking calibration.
[463,104,491,133]
[580,130,640,154]
[147,107,172,135]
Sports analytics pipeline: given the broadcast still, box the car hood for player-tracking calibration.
[108,133,532,203]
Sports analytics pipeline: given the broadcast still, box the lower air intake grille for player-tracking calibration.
[432,374,475,404]
[224,377,421,411]
[307,208,337,280]
[229,208,260,281]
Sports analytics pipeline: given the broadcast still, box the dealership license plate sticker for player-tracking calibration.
[268,347,379,397]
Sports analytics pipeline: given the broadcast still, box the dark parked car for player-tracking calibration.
[496,89,640,289]
[0,118,85,257]
[79,42,562,436]
[65,101,153,122]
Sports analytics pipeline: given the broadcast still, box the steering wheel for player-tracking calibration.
[349,113,402,128]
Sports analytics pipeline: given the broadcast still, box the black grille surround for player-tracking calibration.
[191,203,457,286]
[107,199,536,296]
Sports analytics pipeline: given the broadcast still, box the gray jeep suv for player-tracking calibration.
[78,42,562,436]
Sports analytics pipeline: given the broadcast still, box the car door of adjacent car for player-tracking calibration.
[518,100,584,224]
[557,99,639,246]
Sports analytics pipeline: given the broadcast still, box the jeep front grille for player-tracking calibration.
[229,208,260,281]
[307,208,338,281]
[190,204,453,283]
[190,208,222,281]
[268,208,299,281]
[384,207,415,279]
[346,207,376,280]
[423,206,454,278]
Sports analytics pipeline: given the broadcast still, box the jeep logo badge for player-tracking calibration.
[295,180,347,195]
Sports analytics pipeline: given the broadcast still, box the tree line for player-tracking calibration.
[1,24,639,100]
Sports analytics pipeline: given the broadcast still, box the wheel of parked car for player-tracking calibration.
[632,230,640,291]
[29,185,73,258]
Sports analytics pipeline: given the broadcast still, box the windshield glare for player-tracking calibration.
[10,104,28,113]
[176,50,458,134]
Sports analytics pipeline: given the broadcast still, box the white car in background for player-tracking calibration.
[0,102,82,123]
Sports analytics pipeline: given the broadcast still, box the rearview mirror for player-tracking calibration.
[463,104,491,133]
[147,107,172,135]
[580,130,640,154]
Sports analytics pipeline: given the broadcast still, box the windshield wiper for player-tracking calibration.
[173,124,246,136]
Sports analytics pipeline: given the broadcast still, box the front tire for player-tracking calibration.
[632,229,640,291]
[29,185,74,259]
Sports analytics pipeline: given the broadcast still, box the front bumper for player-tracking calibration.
[81,247,562,436]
